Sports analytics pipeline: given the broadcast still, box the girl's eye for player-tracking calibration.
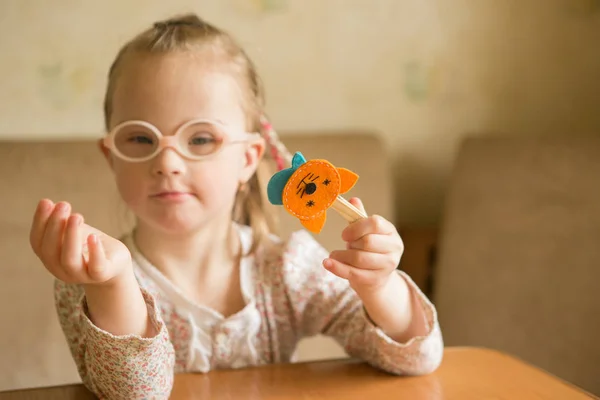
[189,135,215,145]
[128,135,154,144]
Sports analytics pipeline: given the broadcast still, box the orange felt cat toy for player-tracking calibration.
[267,152,366,233]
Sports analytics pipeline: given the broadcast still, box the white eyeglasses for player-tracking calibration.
[103,119,260,162]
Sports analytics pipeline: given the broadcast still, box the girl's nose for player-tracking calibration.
[151,148,186,176]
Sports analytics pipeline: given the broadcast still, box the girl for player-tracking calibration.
[29,13,443,399]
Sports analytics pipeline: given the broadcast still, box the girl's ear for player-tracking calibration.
[240,137,266,183]
[97,138,114,170]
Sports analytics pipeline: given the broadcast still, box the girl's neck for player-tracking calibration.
[131,217,241,283]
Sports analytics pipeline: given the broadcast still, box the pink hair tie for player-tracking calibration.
[260,115,290,171]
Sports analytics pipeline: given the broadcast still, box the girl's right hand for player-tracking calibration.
[30,199,133,287]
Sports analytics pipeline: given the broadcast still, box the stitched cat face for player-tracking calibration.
[267,152,359,233]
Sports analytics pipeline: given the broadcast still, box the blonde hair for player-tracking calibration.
[103,13,290,254]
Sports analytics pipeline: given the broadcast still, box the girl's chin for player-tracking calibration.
[141,209,229,235]
[149,215,206,232]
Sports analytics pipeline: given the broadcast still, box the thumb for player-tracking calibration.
[86,234,108,281]
[348,197,367,215]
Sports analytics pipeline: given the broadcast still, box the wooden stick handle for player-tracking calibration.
[331,196,368,223]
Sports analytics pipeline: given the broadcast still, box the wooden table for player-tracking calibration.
[0,347,596,399]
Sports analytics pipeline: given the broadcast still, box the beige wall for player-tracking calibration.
[1,0,599,224]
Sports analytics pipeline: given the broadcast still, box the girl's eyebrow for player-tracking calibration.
[184,117,227,125]
[214,118,227,125]
[212,118,231,127]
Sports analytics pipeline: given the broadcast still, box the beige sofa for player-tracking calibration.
[433,135,600,396]
[6,131,596,395]
[0,132,393,391]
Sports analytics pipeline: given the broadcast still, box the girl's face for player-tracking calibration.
[102,52,264,235]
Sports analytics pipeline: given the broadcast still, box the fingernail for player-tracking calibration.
[323,259,332,268]
[90,234,98,244]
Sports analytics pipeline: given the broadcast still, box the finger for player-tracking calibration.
[30,199,55,254]
[346,198,367,244]
[342,214,397,242]
[86,234,108,282]
[347,234,401,254]
[329,249,389,270]
[40,202,71,266]
[61,214,85,271]
[323,258,374,283]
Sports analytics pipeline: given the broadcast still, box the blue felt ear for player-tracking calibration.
[267,168,295,205]
[292,152,307,169]
[267,152,307,205]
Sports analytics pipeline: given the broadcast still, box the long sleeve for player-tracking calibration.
[54,279,176,399]
[280,230,444,375]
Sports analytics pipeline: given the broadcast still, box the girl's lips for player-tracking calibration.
[151,192,192,202]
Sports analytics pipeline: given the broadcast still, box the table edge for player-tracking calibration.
[0,347,597,399]
[444,346,599,399]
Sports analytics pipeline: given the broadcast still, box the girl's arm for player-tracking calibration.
[83,269,155,337]
[279,230,443,376]
[353,271,430,344]
[55,278,175,399]
[31,200,175,398]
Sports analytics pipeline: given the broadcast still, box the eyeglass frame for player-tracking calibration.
[103,118,262,163]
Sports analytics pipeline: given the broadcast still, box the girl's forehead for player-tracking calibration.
[110,53,247,130]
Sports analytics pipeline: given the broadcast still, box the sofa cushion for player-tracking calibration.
[433,135,600,395]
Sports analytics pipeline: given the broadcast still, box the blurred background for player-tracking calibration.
[2,0,599,224]
[1,0,599,396]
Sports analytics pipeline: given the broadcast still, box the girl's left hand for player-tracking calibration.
[323,197,404,295]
